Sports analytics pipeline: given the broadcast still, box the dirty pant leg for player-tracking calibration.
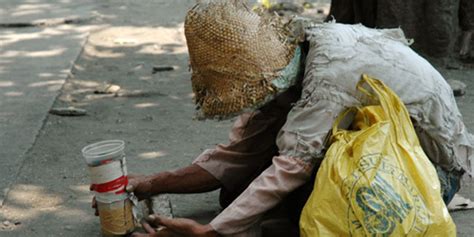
[435,165,462,204]
[459,0,474,31]
[424,0,458,57]
[352,0,377,27]
[326,0,355,23]
[414,122,463,204]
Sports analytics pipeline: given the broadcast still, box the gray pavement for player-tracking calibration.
[0,0,223,235]
[0,0,99,206]
[0,0,97,25]
[0,0,473,236]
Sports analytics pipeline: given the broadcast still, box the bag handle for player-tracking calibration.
[331,107,357,139]
[356,74,417,143]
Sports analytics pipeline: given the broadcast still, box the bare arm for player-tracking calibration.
[128,164,221,200]
[149,164,221,194]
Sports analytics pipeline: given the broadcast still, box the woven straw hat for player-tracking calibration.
[185,0,297,119]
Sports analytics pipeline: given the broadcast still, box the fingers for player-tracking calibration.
[90,185,99,216]
[145,215,161,226]
[131,232,152,237]
[126,183,135,192]
[130,229,176,237]
[145,215,199,235]
[91,197,99,216]
[141,219,157,234]
[133,219,175,237]
[156,228,181,237]
[126,175,140,192]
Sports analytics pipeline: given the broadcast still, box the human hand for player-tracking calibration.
[131,215,219,237]
[91,174,154,216]
[126,174,155,201]
[91,195,99,216]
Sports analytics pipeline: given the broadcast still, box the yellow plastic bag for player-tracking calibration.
[299,75,456,237]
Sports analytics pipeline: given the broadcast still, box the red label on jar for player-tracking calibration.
[92,176,128,194]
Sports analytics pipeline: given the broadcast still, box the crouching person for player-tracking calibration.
[94,1,473,236]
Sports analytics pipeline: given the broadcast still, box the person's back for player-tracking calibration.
[301,23,471,176]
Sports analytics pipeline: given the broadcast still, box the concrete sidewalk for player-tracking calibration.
[0,0,224,235]
[0,0,100,206]
[0,0,473,236]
